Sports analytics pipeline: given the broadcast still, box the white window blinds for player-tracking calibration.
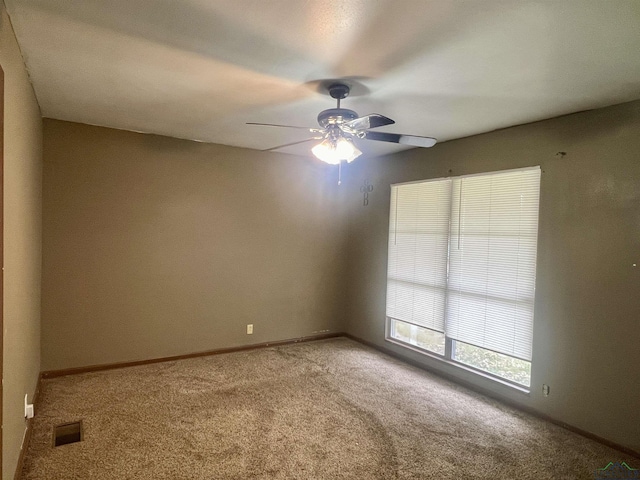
[386,167,541,362]
[447,168,540,361]
[386,179,452,333]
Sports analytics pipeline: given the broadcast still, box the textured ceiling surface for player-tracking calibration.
[5,0,640,158]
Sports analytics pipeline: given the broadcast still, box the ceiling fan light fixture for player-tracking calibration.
[312,136,362,164]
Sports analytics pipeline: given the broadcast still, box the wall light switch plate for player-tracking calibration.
[24,394,34,419]
[542,384,550,397]
[247,324,253,335]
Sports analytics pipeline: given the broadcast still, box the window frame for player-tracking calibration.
[386,318,531,392]
[384,166,541,392]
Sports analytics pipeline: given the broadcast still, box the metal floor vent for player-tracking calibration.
[53,421,83,447]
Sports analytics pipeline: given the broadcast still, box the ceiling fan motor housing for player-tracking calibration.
[317,108,358,128]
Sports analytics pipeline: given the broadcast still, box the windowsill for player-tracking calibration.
[385,336,531,395]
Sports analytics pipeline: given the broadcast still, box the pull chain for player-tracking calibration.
[338,161,342,185]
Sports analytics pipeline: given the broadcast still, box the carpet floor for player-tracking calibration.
[20,338,635,479]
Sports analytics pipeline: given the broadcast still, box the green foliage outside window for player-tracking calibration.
[454,341,531,387]
[391,320,445,355]
[391,319,530,387]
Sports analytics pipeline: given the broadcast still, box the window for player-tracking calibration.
[386,167,541,388]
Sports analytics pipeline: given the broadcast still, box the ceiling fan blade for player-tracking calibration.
[363,131,437,148]
[344,114,395,131]
[262,137,320,152]
[247,122,324,134]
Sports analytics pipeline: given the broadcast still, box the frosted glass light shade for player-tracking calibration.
[312,137,362,164]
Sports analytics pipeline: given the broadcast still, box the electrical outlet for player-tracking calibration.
[247,324,253,335]
[542,384,550,397]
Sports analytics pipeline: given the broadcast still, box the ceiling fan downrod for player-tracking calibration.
[327,82,350,109]
[317,83,358,129]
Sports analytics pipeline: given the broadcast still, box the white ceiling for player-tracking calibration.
[5,0,640,158]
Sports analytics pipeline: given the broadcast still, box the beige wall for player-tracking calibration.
[0,3,43,480]
[343,100,640,453]
[42,119,347,371]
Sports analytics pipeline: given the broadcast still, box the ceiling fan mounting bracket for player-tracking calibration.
[327,83,351,100]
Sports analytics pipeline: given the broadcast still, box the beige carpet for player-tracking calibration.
[20,338,634,479]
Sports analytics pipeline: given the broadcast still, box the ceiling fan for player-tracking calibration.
[247,82,437,165]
